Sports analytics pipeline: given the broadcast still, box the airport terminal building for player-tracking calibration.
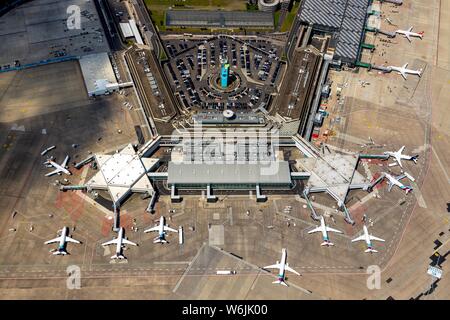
[167,162,292,190]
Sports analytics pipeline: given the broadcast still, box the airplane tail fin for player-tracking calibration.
[153,237,168,244]
[53,250,68,256]
[404,186,413,194]
[272,280,289,287]
[111,254,126,260]
[365,248,378,253]
[418,68,423,77]
[411,155,419,163]
[321,241,334,246]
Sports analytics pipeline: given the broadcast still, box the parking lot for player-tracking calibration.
[162,35,285,112]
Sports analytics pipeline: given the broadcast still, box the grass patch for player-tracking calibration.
[274,10,281,27]
[280,0,300,32]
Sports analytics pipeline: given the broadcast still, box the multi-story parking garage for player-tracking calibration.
[166,10,274,29]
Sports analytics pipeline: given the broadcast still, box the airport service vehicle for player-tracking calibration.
[144,216,178,244]
[384,146,418,168]
[44,226,81,255]
[44,155,71,176]
[351,225,385,253]
[395,26,424,42]
[102,227,138,260]
[40,145,56,156]
[308,216,343,246]
[264,248,300,286]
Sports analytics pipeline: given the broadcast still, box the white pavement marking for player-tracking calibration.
[431,145,450,184]
[172,242,206,293]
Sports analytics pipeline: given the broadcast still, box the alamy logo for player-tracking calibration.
[67,5,81,30]
[366,265,381,290]
[67,265,81,289]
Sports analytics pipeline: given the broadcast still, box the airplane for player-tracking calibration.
[308,216,343,246]
[264,248,300,286]
[395,26,424,42]
[102,227,138,260]
[351,225,385,253]
[388,63,422,80]
[383,172,413,194]
[44,226,81,255]
[384,146,419,168]
[44,155,71,177]
[144,216,178,244]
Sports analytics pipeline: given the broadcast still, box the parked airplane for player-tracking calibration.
[102,227,138,260]
[264,248,300,286]
[308,216,343,246]
[384,146,419,168]
[351,225,385,253]
[395,26,424,42]
[388,63,422,80]
[144,216,178,244]
[383,172,413,194]
[44,226,81,255]
[44,155,71,176]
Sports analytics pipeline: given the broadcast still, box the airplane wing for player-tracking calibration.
[65,236,81,244]
[325,226,343,234]
[307,226,323,234]
[264,263,281,270]
[387,182,394,192]
[399,146,405,153]
[395,174,406,181]
[400,70,407,79]
[408,26,413,32]
[164,226,178,233]
[44,236,62,244]
[45,168,61,177]
[351,235,366,242]
[61,155,69,168]
[285,264,300,276]
[144,226,159,233]
[405,34,411,42]
[397,158,403,168]
[369,235,385,242]
[102,239,119,246]
[122,238,137,246]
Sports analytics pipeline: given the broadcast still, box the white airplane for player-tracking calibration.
[44,155,71,177]
[308,216,343,246]
[264,248,300,286]
[388,63,422,80]
[44,226,81,255]
[384,146,419,168]
[351,225,385,253]
[102,227,138,260]
[395,26,424,42]
[144,216,178,243]
[383,172,413,194]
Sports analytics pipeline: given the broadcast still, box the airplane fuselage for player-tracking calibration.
[115,228,124,256]
[58,227,69,251]
[277,249,287,281]
[362,226,372,249]
[158,216,165,239]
